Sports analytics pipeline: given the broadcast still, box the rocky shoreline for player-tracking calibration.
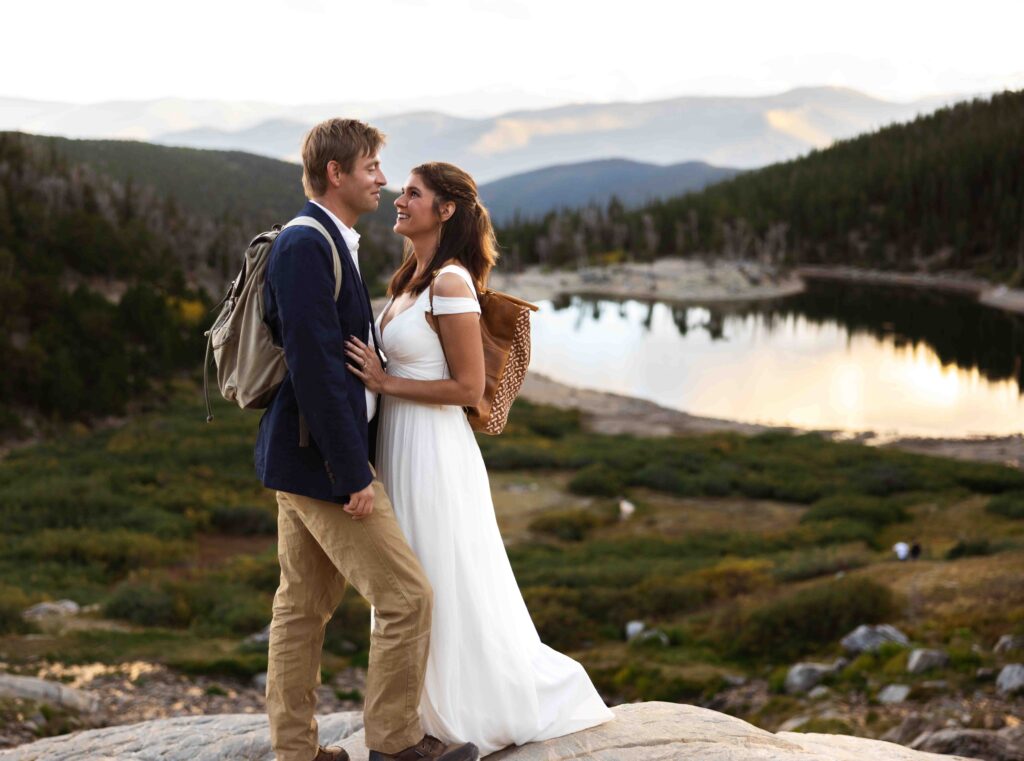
[519,370,1024,469]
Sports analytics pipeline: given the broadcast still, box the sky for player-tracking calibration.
[5,0,1023,115]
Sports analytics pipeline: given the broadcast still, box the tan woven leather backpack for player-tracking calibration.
[429,273,539,435]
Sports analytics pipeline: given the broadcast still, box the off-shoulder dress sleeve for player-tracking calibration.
[429,265,481,315]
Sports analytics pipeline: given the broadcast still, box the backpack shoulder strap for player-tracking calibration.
[283,216,344,300]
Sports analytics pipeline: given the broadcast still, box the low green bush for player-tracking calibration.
[568,463,625,497]
[852,462,919,496]
[802,494,908,529]
[528,509,608,541]
[729,577,897,662]
[104,580,190,628]
[210,505,277,535]
[16,529,188,575]
[987,491,1024,519]
[946,539,994,559]
[479,442,561,470]
[324,595,372,655]
[0,585,30,634]
[953,463,1024,493]
[168,653,267,679]
[772,546,871,582]
[522,586,598,650]
[633,576,710,618]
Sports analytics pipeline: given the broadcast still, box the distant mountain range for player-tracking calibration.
[497,91,1024,284]
[0,87,969,185]
[479,158,740,222]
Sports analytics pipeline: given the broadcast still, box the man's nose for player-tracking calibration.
[377,171,388,187]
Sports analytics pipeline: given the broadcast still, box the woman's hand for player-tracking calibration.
[345,336,388,393]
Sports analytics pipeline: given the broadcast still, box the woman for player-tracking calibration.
[345,162,613,756]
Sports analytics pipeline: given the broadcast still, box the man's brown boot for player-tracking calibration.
[368,734,479,761]
[313,745,349,761]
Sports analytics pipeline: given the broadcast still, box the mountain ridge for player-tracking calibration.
[479,158,740,222]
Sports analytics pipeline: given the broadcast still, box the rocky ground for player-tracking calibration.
[0,701,992,761]
[0,661,365,751]
[487,258,805,306]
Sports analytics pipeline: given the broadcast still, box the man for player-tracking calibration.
[255,118,478,761]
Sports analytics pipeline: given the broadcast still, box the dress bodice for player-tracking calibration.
[375,265,480,382]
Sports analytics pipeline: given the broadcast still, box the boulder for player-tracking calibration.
[907,649,949,674]
[785,662,833,694]
[882,714,935,746]
[632,629,670,647]
[624,620,645,640]
[841,624,910,654]
[22,600,79,620]
[0,674,99,714]
[0,702,983,761]
[911,728,1022,761]
[996,663,1024,696]
[877,684,911,704]
[244,625,271,645]
[807,685,832,700]
[0,711,363,760]
[994,634,1024,654]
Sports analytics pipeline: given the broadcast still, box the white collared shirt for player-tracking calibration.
[310,200,377,422]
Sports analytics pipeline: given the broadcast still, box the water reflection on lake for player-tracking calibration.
[529,282,1024,438]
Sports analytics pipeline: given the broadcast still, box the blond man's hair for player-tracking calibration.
[301,118,386,198]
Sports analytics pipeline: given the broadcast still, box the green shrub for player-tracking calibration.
[690,557,774,599]
[16,529,188,575]
[480,443,560,470]
[805,518,879,547]
[324,595,371,655]
[954,464,1024,493]
[522,586,598,650]
[730,577,897,661]
[793,718,854,734]
[104,580,191,628]
[852,462,918,496]
[528,509,607,542]
[986,492,1024,519]
[634,576,711,618]
[168,653,267,679]
[568,463,625,497]
[0,585,30,634]
[802,494,908,529]
[633,463,698,495]
[204,594,269,636]
[596,662,719,702]
[210,505,277,535]
[773,546,871,582]
[946,539,994,559]
[576,586,643,627]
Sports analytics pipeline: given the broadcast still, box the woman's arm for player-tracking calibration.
[345,273,485,407]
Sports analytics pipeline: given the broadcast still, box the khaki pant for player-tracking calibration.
[267,481,432,760]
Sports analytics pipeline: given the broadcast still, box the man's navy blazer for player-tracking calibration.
[254,201,377,503]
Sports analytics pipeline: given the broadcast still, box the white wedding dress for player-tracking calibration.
[374,264,614,757]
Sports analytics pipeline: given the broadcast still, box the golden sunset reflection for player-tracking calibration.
[530,299,1024,439]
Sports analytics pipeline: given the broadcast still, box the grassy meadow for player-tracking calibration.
[1,384,1023,734]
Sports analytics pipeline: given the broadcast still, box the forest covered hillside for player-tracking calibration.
[0,133,401,432]
[498,91,1024,282]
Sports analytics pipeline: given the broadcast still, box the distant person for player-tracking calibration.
[893,541,910,561]
[254,119,477,761]
[910,540,922,560]
[345,161,613,756]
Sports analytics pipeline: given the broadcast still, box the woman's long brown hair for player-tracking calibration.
[388,162,500,297]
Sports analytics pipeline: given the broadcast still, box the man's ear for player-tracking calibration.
[327,160,345,188]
